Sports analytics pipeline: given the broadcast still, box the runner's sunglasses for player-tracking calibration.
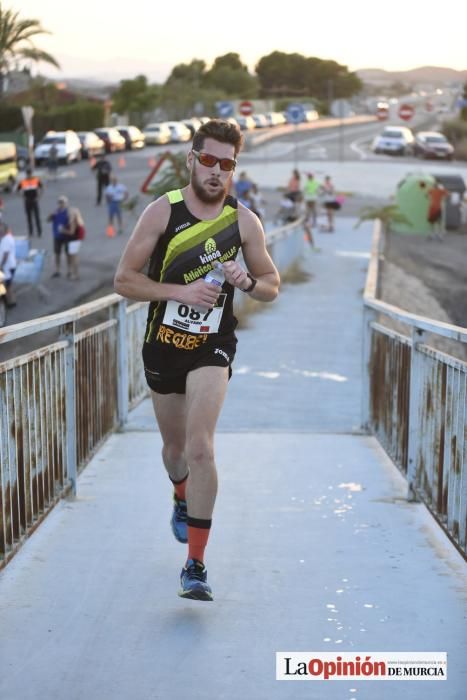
[192,150,237,171]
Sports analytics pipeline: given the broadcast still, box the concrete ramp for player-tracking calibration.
[1,219,465,700]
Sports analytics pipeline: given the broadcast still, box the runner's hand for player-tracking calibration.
[222,260,249,290]
[179,278,220,308]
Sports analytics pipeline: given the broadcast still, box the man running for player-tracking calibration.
[114,120,280,601]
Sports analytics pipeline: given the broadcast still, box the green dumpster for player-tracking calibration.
[392,173,435,235]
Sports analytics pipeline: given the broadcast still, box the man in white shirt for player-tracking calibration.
[104,176,128,235]
[0,222,17,306]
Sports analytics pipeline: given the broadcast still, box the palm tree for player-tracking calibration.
[0,3,60,91]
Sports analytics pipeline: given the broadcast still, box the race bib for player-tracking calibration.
[162,294,226,334]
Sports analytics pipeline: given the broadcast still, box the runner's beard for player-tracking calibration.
[191,165,229,204]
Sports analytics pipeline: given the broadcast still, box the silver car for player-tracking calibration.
[143,122,172,145]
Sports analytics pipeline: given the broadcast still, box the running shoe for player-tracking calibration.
[170,495,187,543]
[178,559,213,601]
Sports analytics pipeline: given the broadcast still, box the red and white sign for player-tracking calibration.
[398,103,415,121]
[376,106,389,121]
[239,100,253,116]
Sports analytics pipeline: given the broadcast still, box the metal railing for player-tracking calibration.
[0,219,305,567]
[362,221,467,557]
[0,296,148,567]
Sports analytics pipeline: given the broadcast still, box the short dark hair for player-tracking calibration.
[192,119,243,156]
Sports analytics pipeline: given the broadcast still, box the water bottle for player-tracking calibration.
[204,262,225,287]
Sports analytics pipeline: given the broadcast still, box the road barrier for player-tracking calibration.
[362,221,467,557]
[0,219,304,568]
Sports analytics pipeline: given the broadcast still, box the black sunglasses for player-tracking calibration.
[192,150,236,172]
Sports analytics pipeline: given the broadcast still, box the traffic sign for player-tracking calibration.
[216,101,234,118]
[376,105,389,121]
[286,103,305,124]
[239,100,253,116]
[398,103,415,121]
[425,101,433,112]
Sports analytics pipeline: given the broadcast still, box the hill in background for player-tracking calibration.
[357,66,467,86]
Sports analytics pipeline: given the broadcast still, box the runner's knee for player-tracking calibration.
[186,437,214,469]
[162,442,185,467]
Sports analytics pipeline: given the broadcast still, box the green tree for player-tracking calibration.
[256,51,362,100]
[111,74,160,126]
[166,59,207,87]
[205,53,258,97]
[0,3,60,91]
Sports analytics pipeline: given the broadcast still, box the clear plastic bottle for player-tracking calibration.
[204,262,225,287]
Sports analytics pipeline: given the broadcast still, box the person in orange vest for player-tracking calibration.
[16,167,43,237]
[427,182,448,241]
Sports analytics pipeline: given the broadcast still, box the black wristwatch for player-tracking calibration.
[242,273,257,294]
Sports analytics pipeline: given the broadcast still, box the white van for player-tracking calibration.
[34,130,82,165]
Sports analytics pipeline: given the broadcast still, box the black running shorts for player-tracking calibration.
[142,335,237,395]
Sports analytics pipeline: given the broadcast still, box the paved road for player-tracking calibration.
[1,217,465,700]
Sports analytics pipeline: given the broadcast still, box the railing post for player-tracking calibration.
[361,304,377,432]
[114,297,129,429]
[60,321,77,497]
[407,327,426,502]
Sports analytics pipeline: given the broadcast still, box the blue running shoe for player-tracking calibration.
[178,559,213,601]
[171,495,187,543]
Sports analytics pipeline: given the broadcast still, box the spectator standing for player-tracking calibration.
[105,176,128,235]
[304,172,319,226]
[47,195,72,278]
[66,207,86,280]
[16,167,43,238]
[47,143,59,180]
[234,171,253,204]
[286,169,301,202]
[427,182,448,241]
[319,175,339,232]
[0,221,17,306]
[92,154,112,205]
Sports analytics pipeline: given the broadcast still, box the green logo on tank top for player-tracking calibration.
[205,238,217,254]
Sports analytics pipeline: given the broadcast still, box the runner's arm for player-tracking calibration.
[223,205,280,302]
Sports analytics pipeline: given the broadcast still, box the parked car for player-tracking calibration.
[305,109,319,122]
[252,114,269,129]
[142,122,172,145]
[236,116,256,131]
[372,126,414,155]
[265,112,286,127]
[413,131,454,160]
[93,127,126,153]
[166,121,192,143]
[77,131,106,159]
[0,142,18,191]
[34,130,82,165]
[117,125,146,150]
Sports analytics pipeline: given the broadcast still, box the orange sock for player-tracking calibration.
[171,473,188,501]
[187,518,211,563]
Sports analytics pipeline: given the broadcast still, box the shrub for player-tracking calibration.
[441,119,467,144]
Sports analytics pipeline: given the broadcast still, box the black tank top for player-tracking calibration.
[144,189,241,345]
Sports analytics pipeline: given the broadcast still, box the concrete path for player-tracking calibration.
[0,218,466,700]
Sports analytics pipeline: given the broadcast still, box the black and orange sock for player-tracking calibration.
[187,516,211,564]
[170,473,188,501]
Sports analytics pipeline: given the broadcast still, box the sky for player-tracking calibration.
[10,0,467,83]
